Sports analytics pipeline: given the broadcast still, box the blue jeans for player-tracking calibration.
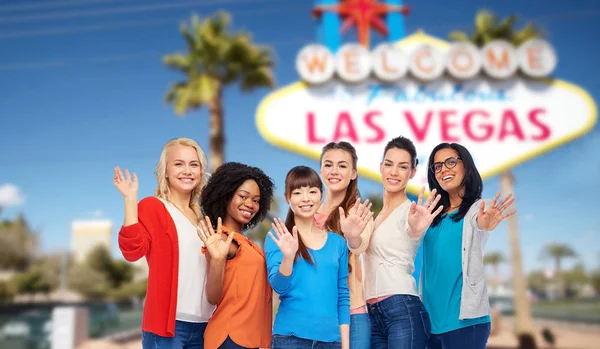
[142,320,207,349]
[368,295,431,349]
[271,335,341,349]
[427,323,490,349]
[351,313,371,349]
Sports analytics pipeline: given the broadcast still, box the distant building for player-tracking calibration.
[71,220,112,263]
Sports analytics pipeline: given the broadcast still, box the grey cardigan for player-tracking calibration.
[419,199,491,320]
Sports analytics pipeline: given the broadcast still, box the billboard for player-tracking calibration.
[256,31,597,194]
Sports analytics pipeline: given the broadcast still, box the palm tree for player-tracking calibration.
[541,243,577,297]
[163,12,275,171]
[484,251,506,286]
[448,10,543,349]
[448,9,542,47]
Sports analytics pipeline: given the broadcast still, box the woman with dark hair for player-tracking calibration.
[363,136,443,349]
[422,143,515,349]
[197,162,275,349]
[316,141,374,349]
[265,166,366,349]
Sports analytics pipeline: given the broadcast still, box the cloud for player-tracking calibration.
[0,184,25,207]
[91,209,104,218]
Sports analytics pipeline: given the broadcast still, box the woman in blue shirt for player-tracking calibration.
[422,143,515,349]
[266,166,367,349]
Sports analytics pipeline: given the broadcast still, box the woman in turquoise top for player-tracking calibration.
[423,143,515,349]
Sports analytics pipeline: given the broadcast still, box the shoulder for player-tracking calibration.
[327,231,346,247]
[138,197,168,222]
[263,229,277,251]
[467,198,491,216]
[140,196,164,209]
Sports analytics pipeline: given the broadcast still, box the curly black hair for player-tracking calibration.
[200,162,275,231]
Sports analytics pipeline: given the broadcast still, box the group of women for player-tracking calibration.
[114,136,515,349]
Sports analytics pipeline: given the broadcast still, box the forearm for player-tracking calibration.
[123,196,139,226]
[340,324,350,349]
[407,223,425,239]
[278,255,294,277]
[206,258,226,305]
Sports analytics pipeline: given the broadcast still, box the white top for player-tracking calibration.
[159,198,214,323]
[364,200,421,299]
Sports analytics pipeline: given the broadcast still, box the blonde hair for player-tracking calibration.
[154,138,208,222]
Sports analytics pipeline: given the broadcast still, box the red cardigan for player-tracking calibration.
[118,196,180,337]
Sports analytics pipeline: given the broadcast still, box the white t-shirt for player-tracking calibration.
[159,199,215,323]
[364,200,422,299]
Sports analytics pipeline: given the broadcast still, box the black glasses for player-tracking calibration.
[430,157,461,173]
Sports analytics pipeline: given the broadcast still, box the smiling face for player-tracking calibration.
[287,186,322,219]
[226,179,261,227]
[320,149,357,194]
[380,147,416,194]
[165,144,203,195]
[432,148,465,194]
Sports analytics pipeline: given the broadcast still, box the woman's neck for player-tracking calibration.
[448,188,464,211]
[382,188,408,212]
[169,190,192,212]
[294,216,320,235]
[320,189,345,214]
[222,217,243,233]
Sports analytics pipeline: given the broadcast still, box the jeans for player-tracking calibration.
[368,295,431,349]
[142,320,206,349]
[427,323,490,349]
[350,313,371,349]
[271,335,341,349]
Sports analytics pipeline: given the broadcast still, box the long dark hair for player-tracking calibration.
[427,143,483,227]
[284,166,323,265]
[320,142,360,237]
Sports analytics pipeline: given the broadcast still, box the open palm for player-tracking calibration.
[477,191,516,231]
[113,166,138,198]
[268,218,299,259]
[408,187,444,236]
[197,217,234,261]
[340,198,373,239]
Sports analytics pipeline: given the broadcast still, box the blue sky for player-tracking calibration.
[0,0,599,277]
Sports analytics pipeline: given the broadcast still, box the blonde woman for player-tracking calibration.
[114,137,213,349]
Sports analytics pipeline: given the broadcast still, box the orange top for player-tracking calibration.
[203,227,273,349]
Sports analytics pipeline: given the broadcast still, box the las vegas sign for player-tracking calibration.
[256,31,597,195]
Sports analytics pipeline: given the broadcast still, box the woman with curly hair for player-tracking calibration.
[114,137,213,348]
[197,162,275,349]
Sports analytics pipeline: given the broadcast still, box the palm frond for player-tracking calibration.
[448,31,470,42]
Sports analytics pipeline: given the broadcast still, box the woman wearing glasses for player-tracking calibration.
[422,143,515,349]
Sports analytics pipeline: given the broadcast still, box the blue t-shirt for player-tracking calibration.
[422,213,490,334]
[264,231,350,343]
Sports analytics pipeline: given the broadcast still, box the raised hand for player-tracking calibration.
[197,217,234,261]
[477,191,516,231]
[408,186,444,236]
[113,166,138,199]
[268,218,299,260]
[339,198,374,239]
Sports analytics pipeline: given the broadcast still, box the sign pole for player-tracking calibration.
[500,171,537,347]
